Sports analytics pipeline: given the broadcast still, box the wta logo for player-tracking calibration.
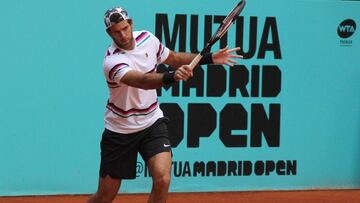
[338,19,356,46]
[337,19,356,38]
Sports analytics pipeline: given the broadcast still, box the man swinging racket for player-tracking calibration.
[88,6,242,203]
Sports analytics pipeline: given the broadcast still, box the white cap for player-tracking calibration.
[104,7,130,29]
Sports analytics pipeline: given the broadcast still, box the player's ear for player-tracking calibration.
[128,19,133,26]
[106,28,111,36]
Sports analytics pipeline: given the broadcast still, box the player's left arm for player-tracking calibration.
[163,46,243,69]
[162,51,196,69]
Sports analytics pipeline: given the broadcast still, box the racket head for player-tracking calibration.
[203,0,246,53]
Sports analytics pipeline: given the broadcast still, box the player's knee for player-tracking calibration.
[153,174,171,189]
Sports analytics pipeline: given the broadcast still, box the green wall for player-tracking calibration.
[0,0,359,196]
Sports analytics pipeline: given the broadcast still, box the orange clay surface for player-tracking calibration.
[0,190,359,203]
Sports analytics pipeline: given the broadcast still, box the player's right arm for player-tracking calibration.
[120,67,193,90]
[104,53,193,90]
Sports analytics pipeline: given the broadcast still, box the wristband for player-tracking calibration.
[199,52,213,65]
[162,71,176,85]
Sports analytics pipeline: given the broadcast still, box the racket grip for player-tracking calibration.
[189,54,203,70]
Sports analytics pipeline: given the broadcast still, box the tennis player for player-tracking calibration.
[87,7,242,203]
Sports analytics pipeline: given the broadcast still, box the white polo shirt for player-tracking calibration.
[102,30,170,134]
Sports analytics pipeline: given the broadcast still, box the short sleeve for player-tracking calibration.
[156,41,170,64]
[103,57,133,84]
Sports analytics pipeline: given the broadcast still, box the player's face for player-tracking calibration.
[107,20,134,50]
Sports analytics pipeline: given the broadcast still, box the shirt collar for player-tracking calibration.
[110,38,136,54]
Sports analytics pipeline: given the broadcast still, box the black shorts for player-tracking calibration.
[99,117,172,179]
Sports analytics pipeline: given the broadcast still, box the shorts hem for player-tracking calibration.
[143,148,172,163]
[99,172,136,180]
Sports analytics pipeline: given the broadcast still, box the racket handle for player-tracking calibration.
[189,54,203,70]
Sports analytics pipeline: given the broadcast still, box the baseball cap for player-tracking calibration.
[104,7,130,29]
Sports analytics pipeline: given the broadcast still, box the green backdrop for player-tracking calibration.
[0,0,359,196]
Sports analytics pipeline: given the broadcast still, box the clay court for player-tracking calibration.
[1,0,360,202]
[1,190,359,203]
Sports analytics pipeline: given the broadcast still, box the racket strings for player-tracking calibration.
[223,7,240,25]
[216,3,245,38]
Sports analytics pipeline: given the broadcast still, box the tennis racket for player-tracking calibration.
[189,0,246,70]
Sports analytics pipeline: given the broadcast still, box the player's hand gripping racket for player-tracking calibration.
[189,0,246,70]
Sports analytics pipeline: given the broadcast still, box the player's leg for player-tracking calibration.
[87,176,121,203]
[146,151,172,203]
[139,118,172,203]
[88,128,143,203]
